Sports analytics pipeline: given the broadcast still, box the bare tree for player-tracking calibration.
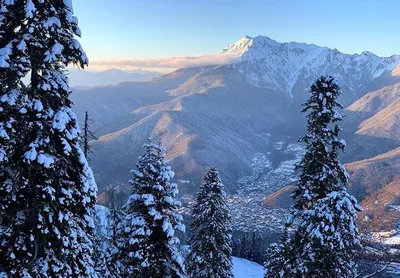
[82,111,98,160]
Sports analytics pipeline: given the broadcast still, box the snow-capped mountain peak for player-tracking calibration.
[220,35,400,99]
[222,35,279,57]
[222,35,327,60]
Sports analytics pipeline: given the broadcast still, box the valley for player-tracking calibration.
[72,35,400,237]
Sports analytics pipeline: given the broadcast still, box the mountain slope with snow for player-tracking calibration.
[223,36,400,102]
[72,35,400,205]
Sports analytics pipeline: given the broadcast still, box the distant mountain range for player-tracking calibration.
[71,35,400,232]
[68,68,162,87]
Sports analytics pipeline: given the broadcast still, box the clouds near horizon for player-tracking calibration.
[89,53,239,72]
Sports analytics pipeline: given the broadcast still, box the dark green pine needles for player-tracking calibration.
[265,76,361,278]
[188,168,234,278]
[0,0,98,277]
[116,140,186,277]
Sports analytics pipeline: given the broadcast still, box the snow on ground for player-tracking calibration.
[370,206,400,246]
[233,257,264,278]
[385,234,400,245]
[370,230,400,247]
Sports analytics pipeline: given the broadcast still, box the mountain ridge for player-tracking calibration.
[224,35,400,60]
[220,35,400,101]
[71,35,400,200]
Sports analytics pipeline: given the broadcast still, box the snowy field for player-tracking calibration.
[233,257,264,278]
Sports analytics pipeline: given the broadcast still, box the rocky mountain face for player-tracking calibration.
[358,178,400,232]
[72,35,400,231]
[223,36,400,104]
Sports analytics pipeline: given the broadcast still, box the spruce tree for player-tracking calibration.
[116,140,185,277]
[93,207,111,278]
[93,197,122,278]
[105,191,122,278]
[0,1,98,277]
[265,230,290,278]
[239,234,250,259]
[265,76,361,278]
[249,232,261,263]
[187,168,233,278]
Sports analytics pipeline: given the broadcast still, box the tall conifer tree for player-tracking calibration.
[93,207,111,278]
[265,76,361,278]
[93,196,122,278]
[187,168,233,278]
[0,1,98,276]
[105,191,122,278]
[116,140,186,277]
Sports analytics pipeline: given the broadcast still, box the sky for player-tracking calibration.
[73,0,400,71]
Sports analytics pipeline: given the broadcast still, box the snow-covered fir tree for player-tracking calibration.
[264,230,290,278]
[105,192,123,278]
[187,168,233,278]
[265,76,361,278]
[92,203,122,278]
[93,240,111,278]
[116,140,186,277]
[93,206,112,278]
[93,200,123,278]
[0,1,98,277]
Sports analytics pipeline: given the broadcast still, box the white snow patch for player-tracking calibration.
[385,234,400,245]
[233,257,264,278]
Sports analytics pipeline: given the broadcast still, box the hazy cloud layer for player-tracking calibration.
[90,53,239,71]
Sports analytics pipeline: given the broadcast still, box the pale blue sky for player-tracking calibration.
[73,0,400,63]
